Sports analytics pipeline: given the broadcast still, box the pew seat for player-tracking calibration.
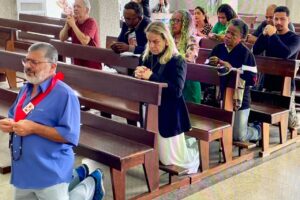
[249,90,291,157]
[76,111,157,200]
[79,119,154,170]
[189,114,231,137]
[250,102,289,123]
[73,87,140,122]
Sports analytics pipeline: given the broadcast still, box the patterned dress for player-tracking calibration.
[195,23,213,37]
[176,35,202,104]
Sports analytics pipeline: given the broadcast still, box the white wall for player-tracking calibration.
[0,0,17,19]
[238,0,286,15]
[238,0,299,23]
[286,0,300,23]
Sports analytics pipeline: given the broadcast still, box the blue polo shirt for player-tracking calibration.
[8,76,80,189]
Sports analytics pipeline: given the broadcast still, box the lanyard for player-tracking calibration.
[10,72,64,161]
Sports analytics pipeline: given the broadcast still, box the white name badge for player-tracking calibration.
[23,102,35,114]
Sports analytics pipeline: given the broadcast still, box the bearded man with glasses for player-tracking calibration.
[0,42,105,200]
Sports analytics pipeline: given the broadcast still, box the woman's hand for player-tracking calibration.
[134,66,153,80]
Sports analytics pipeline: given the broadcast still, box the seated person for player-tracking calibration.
[134,21,199,174]
[194,6,213,37]
[59,0,101,69]
[152,0,170,13]
[111,1,151,54]
[246,4,295,44]
[170,9,201,104]
[253,6,300,128]
[209,19,261,142]
[209,4,237,42]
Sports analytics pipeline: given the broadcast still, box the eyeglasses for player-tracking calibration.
[21,58,52,67]
[170,19,182,24]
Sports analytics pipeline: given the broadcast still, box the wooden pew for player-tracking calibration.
[294,23,300,28]
[0,18,64,88]
[185,64,238,177]
[49,40,140,123]
[251,56,299,157]
[238,15,257,29]
[199,38,253,50]
[19,13,66,26]
[0,49,166,199]
[50,39,137,70]
[196,47,299,157]
[0,26,18,88]
[106,35,118,49]
[0,17,62,49]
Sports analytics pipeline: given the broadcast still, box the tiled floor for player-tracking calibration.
[1,145,300,200]
[184,147,300,200]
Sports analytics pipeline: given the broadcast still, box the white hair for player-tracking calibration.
[82,0,91,11]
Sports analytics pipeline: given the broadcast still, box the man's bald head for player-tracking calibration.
[265,4,277,25]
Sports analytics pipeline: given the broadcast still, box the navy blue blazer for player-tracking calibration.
[118,17,151,54]
[140,54,191,138]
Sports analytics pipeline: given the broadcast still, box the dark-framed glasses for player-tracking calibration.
[21,58,53,67]
[170,19,182,24]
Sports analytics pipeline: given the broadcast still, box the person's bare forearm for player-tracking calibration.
[59,23,70,41]
[71,25,91,45]
[32,122,67,143]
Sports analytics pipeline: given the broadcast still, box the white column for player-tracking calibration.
[0,0,17,19]
[95,0,120,48]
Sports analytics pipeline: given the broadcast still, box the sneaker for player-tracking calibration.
[89,169,105,200]
[75,163,89,182]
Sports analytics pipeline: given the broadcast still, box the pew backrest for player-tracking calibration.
[19,13,66,26]
[50,39,138,69]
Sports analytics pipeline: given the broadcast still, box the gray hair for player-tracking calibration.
[229,18,249,39]
[28,42,58,63]
[82,0,91,11]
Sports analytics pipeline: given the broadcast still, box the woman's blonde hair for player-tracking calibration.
[142,21,178,64]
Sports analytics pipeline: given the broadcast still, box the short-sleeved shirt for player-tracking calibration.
[8,77,80,189]
[69,18,101,69]
[211,22,227,35]
[210,43,257,110]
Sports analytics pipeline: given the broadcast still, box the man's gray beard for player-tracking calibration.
[25,74,44,85]
[24,71,49,85]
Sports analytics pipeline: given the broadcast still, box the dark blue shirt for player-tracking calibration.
[253,20,295,37]
[8,77,80,189]
[210,43,257,110]
[118,17,151,54]
[140,54,191,138]
[253,31,300,91]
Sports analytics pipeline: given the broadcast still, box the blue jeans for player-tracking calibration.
[233,108,261,142]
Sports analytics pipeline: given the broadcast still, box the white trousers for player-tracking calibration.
[14,177,95,200]
[158,133,199,174]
